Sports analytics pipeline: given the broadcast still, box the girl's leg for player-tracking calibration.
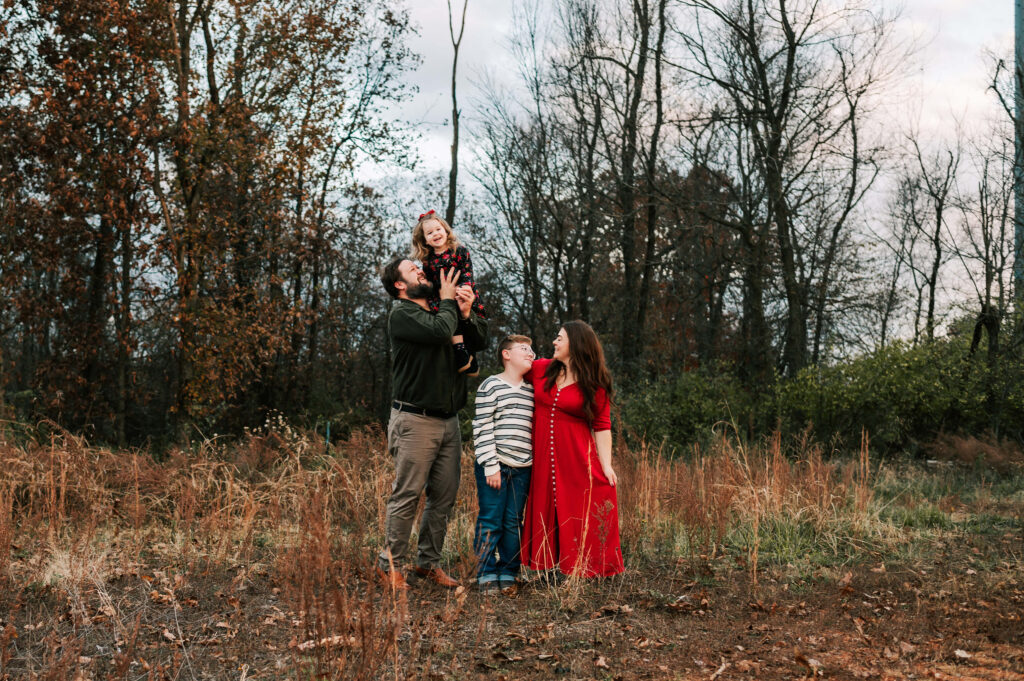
[452,334,477,374]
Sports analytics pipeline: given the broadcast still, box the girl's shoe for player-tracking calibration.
[454,344,473,372]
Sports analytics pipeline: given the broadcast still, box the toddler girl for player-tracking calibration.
[411,210,486,375]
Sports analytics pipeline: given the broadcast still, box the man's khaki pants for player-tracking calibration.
[378,409,462,572]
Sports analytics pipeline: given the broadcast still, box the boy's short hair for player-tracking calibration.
[380,256,406,299]
[498,334,533,366]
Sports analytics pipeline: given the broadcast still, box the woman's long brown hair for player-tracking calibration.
[544,320,613,422]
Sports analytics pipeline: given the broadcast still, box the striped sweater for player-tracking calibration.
[472,375,534,476]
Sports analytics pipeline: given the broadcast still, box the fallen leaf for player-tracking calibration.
[293,635,359,651]
[710,659,729,680]
[795,650,822,672]
[162,629,176,642]
[954,649,972,660]
[870,564,886,573]
[492,651,522,662]
[899,641,916,654]
[601,604,634,615]
[594,655,609,669]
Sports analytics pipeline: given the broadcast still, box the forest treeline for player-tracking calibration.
[1,0,1022,450]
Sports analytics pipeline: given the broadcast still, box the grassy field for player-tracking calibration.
[0,420,1021,680]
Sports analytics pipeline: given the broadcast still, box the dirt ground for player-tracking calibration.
[2,528,1021,680]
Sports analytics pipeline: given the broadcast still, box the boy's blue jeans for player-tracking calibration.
[474,462,531,584]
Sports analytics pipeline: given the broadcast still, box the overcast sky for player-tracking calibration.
[389,0,1014,173]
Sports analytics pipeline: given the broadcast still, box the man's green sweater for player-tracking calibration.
[388,298,488,415]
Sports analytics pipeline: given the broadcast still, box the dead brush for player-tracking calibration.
[616,430,878,581]
[924,432,1024,474]
[616,437,735,565]
[0,480,13,583]
[277,480,418,681]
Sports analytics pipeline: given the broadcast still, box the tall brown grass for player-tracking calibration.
[0,416,897,677]
[615,429,876,572]
[0,419,883,579]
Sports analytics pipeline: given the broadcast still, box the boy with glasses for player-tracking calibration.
[472,335,535,594]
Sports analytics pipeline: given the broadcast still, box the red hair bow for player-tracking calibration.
[418,209,435,220]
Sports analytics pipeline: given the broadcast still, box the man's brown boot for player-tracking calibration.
[376,567,408,591]
[414,566,460,588]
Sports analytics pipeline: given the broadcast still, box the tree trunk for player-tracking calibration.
[115,204,133,447]
[617,0,651,373]
[635,0,666,371]
[445,0,467,227]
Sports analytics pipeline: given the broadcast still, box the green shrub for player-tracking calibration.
[617,337,1024,458]
[618,366,763,456]
[777,338,1024,454]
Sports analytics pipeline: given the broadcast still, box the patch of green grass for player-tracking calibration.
[956,512,1020,535]
[880,502,951,529]
[874,463,1022,506]
[724,516,869,570]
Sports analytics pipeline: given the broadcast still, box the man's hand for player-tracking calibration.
[486,471,501,490]
[438,268,460,300]
[455,284,476,318]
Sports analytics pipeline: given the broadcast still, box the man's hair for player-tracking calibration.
[381,256,406,299]
[498,334,533,366]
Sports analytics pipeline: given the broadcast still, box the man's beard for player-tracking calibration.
[406,282,435,299]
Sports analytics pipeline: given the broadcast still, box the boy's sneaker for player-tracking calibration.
[499,577,521,596]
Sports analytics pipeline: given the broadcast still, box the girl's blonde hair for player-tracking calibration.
[410,211,460,261]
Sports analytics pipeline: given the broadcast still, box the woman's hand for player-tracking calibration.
[601,462,617,487]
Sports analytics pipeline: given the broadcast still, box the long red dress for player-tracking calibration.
[522,359,624,577]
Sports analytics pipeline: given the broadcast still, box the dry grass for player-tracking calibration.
[923,432,1024,474]
[0,417,1019,678]
[0,418,914,587]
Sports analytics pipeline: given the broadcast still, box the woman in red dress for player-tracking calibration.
[522,320,624,578]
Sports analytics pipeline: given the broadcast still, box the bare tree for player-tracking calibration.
[675,0,901,376]
[446,0,468,226]
[951,133,1014,363]
[897,133,962,342]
